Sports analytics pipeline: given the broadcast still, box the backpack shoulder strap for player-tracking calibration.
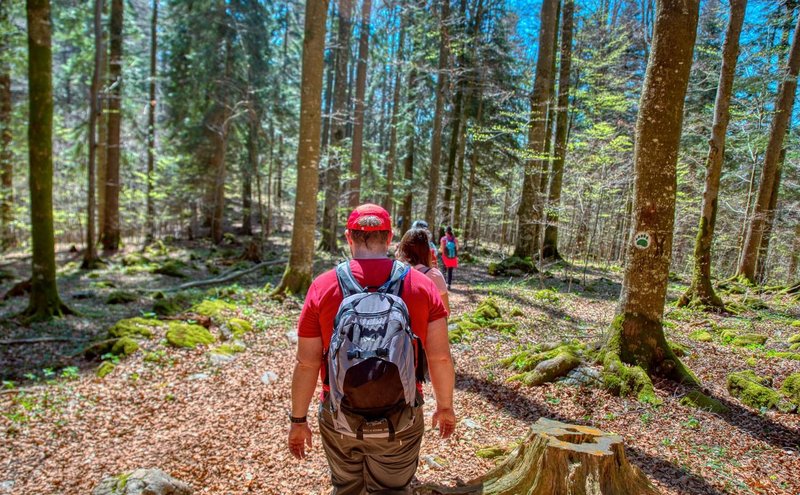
[377,261,410,296]
[336,261,365,298]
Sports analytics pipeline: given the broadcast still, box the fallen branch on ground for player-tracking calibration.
[0,336,84,345]
[142,259,286,292]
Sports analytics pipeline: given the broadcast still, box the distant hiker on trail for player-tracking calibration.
[288,203,456,495]
[410,219,439,269]
[440,226,458,290]
[397,228,450,313]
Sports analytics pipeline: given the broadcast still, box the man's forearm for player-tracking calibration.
[428,356,455,409]
[291,362,321,417]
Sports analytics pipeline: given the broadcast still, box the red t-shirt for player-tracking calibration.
[297,258,448,388]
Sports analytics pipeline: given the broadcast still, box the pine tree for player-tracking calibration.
[349,0,372,207]
[0,0,14,251]
[102,0,123,251]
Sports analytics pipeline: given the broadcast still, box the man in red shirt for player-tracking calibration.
[288,204,456,494]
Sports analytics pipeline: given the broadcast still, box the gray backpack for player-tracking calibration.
[326,260,425,440]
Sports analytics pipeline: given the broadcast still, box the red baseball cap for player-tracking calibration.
[346,203,392,231]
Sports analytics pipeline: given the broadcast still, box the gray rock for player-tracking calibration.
[209,353,235,366]
[421,455,444,470]
[559,366,603,388]
[0,480,14,494]
[461,418,481,429]
[261,371,279,386]
[188,373,208,381]
[285,331,298,344]
[93,468,192,495]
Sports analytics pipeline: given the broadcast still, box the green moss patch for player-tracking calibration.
[731,333,767,347]
[192,299,236,319]
[602,354,660,405]
[152,292,196,316]
[727,370,795,413]
[473,298,501,322]
[788,333,800,344]
[96,361,116,378]
[105,290,138,304]
[780,373,800,406]
[165,322,215,348]
[111,337,140,357]
[108,317,161,340]
[669,341,690,357]
[227,318,253,338]
[487,256,537,276]
[449,320,480,343]
[680,389,728,414]
[151,259,187,278]
[211,342,246,356]
[122,253,150,266]
[688,330,713,342]
[719,328,738,344]
[504,343,582,387]
[792,320,800,328]
[509,307,524,317]
[475,445,509,459]
[772,352,800,361]
[448,297,516,342]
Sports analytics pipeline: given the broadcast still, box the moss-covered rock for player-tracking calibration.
[780,373,800,406]
[790,343,800,351]
[509,307,524,318]
[487,256,537,276]
[152,292,195,316]
[151,259,187,278]
[688,330,713,342]
[509,351,581,387]
[111,337,140,357]
[165,322,215,348]
[96,361,116,378]
[788,333,800,344]
[731,333,767,347]
[532,289,560,304]
[211,342,246,356]
[108,317,161,339]
[719,328,738,344]
[475,445,509,459]
[473,297,501,322]
[105,290,138,304]
[602,354,660,405]
[191,299,236,319]
[773,352,800,361]
[727,370,795,413]
[680,389,728,414]
[792,320,800,328]
[121,253,150,266]
[449,320,480,343]
[227,318,253,338]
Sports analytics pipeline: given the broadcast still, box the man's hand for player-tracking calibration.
[288,422,313,459]
[432,406,456,439]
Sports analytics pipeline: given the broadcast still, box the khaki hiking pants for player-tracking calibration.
[318,404,424,495]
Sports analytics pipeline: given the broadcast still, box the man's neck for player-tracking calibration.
[350,248,388,260]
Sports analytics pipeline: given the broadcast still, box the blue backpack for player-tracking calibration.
[446,238,457,258]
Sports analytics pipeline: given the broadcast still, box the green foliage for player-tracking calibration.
[96,362,116,379]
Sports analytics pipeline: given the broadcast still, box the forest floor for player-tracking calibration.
[1,235,799,495]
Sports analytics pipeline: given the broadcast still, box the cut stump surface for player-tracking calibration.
[415,418,660,495]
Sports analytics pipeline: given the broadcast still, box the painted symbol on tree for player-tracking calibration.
[634,232,651,250]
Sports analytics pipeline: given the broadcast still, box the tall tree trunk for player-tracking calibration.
[273,0,329,296]
[321,0,337,152]
[102,0,123,252]
[441,89,463,225]
[755,149,783,284]
[604,0,701,399]
[384,9,405,215]
[23,0,70,320]
[452,109,467,231]
[788,224,800,282]
[424,0,450,228]
[463,98,481,244]
[514,0,558,259]
[736,14,800,283]
[243,104,258,236]
[399,66,418,230]
[96,6,108,241]
[349,0,372,208]
[541,0,574,261]
[0,0,14,251]
[145,0,157,244]
[210,33,233,245]
[678,0,746,309]
[320,0,354,253]
[83,0,104,268]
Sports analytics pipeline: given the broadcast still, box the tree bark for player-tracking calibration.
[678,0,746,309]
[0,0,14,252]
[384,7,405,215]
[83,0,104,269]
[320,0,353,253]
[514,0,558,259]
[24,0,71,321]
[145,0,158,244]
[273,0,329,296]
[399,66,417,230]
[96,5,108,242]
[541,0,574,261]
[755,149,783,284]
[243,104,258,236]
[442,88,463,226]
[424,0,450,228]
[736,14,800,283]
[605,0,700,392]
[788,224,800,282]
[349,0,372,208]
[210,32,233,245]
[102,0,123,252]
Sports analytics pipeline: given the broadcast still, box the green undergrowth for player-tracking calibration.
[191,299,236,319]
[689,330,713,342]
[727,370,796,413]
[211,342,246,356]
[96,361,116,378]
[449,297,517,343]
[151,259,188,278]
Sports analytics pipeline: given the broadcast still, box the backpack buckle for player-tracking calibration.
[346,349,361,360]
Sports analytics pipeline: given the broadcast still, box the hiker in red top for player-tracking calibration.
[288,203,456,495]
[440,226,459,290]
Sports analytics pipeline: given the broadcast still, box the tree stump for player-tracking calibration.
[416,418,659,495]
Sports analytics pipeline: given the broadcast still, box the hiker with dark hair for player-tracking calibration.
[288,203,456,494]
[440,226,458,290]
[397,228,449,313]
[410,219,439,269]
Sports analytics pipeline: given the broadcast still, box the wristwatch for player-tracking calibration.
[289,413,307,424]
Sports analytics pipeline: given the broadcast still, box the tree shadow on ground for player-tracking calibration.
[453,371,730,495]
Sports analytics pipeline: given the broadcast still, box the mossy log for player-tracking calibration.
[414,418,659,495]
